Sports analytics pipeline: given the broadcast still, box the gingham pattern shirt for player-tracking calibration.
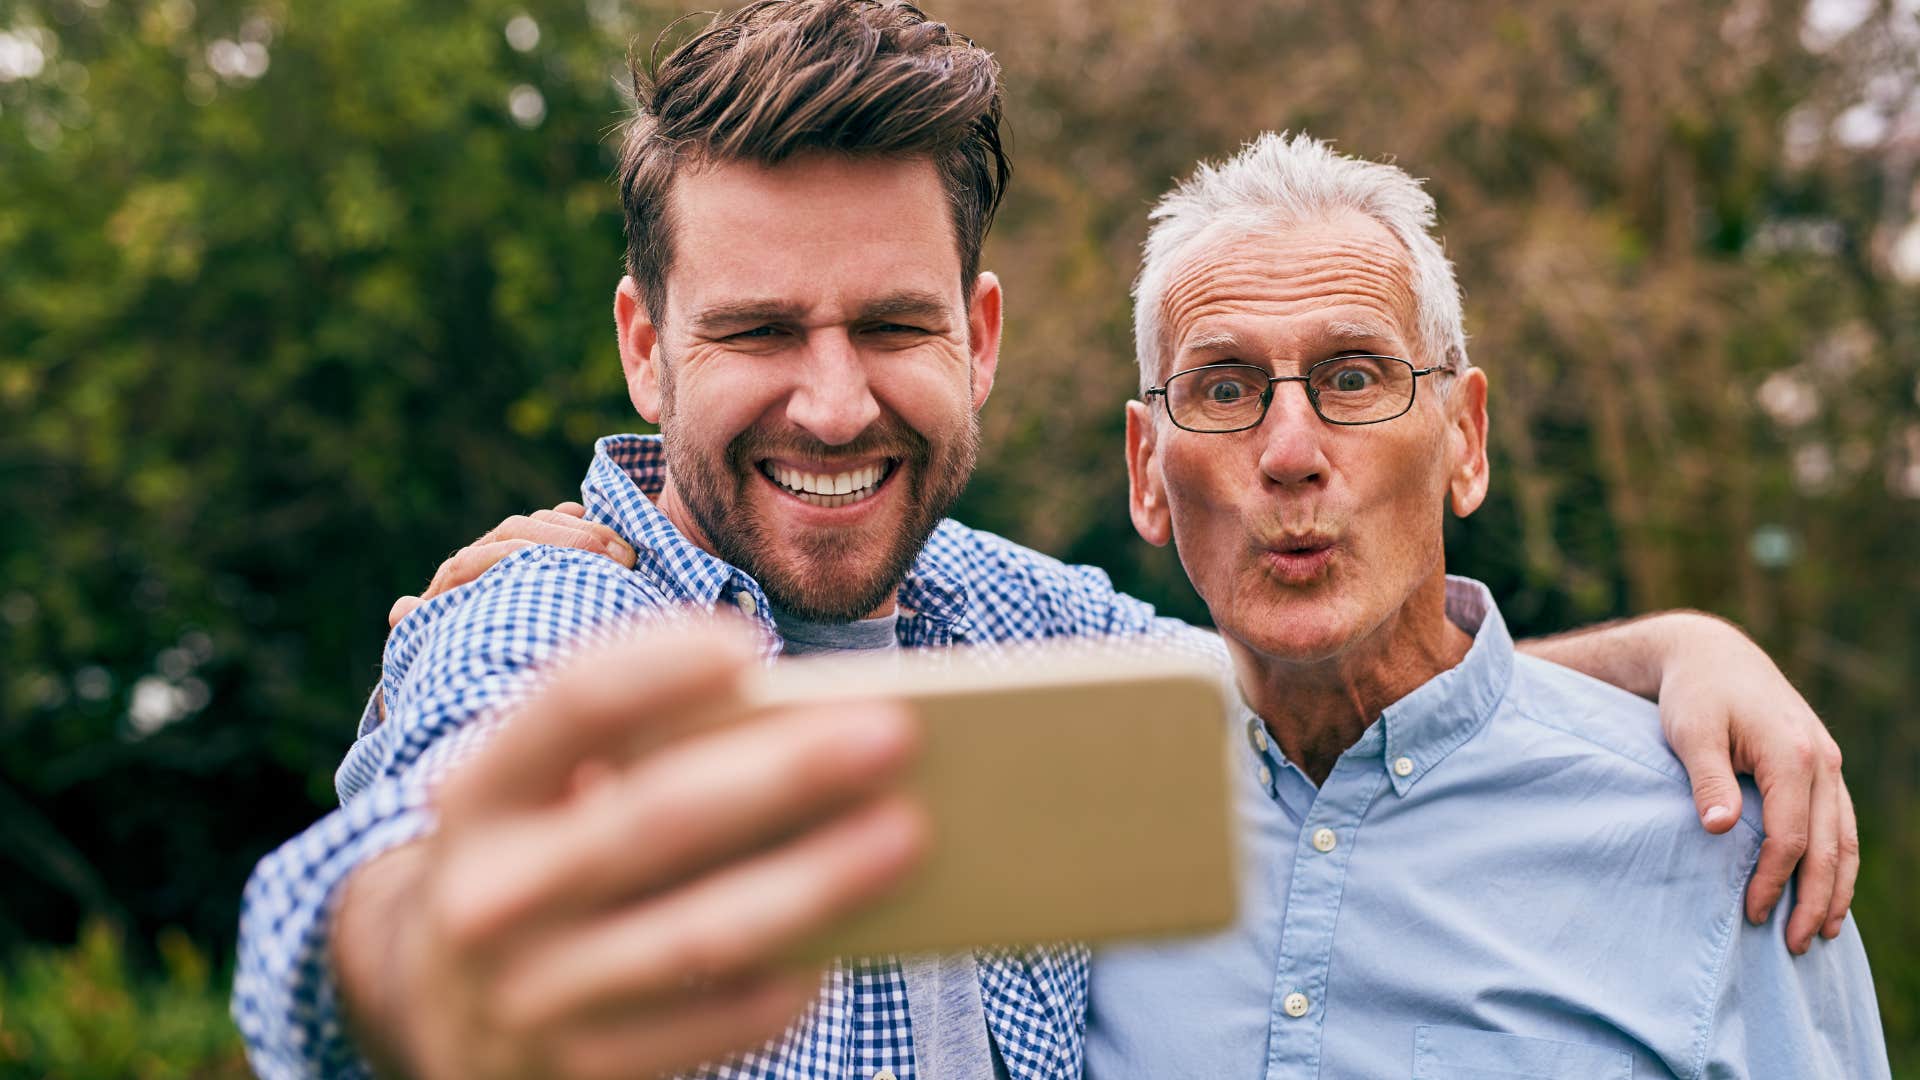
[234,433,1195,1080]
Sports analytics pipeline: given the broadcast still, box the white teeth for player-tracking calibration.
[763,460,891,505]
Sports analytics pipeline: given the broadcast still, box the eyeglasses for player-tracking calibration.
[1144,356,1446,432]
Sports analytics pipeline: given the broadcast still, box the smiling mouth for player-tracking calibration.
[759,459,897,509]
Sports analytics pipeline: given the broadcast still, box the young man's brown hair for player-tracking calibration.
[616,0,1009,322]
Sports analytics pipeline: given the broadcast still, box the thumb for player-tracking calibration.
[1667,714,1745,833]
[389,595,422,629]
[1687,766,1744,834]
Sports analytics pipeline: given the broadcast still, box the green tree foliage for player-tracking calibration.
[2,0,1915,1067]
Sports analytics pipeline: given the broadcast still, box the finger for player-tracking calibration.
[498,793,927,1029]
[529,510,635,566]
[389,595,423,629]
[1783,754,1840,954]
[553,968,821,1080]
[424,540,536,602]
[483,514,613,555]
[437,619,761,818]
[1824,757,1859,940]
[1745,743,1814,927]
[454,701,918,935]
[552,501,588,517]
[1661,704,1743,833]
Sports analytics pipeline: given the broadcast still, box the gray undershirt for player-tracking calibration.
[769,604,1006,1079]
[769,603,900,656]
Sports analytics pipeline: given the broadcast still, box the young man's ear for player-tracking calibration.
[966,272,1004,411]
[1126,399,1172,547]
[615,276,664,423]
[1445,366,1490,518]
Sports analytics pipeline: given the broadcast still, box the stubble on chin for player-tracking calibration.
[660,413,978,623]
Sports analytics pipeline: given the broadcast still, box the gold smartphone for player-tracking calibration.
[743,640,1240,958]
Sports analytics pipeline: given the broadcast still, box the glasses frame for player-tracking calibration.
[1144,355,1447,433]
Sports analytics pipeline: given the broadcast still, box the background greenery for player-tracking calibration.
[3,0,1916,1072]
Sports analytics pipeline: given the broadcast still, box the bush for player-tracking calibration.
[0,923,248,1079]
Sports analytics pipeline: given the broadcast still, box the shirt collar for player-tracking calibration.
[1244,575,1513,798]
[898,522,978,640]
[1375,575,1514,795]
[580,433,977,640]
[584,434,749,610]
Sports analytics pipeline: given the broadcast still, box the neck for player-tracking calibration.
[1231,572,1470,785]
[654,475,715,560]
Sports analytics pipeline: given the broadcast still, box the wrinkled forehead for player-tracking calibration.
[1157,212,1420,372]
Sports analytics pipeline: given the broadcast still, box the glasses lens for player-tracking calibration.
[1166,366,1269,431]
[1308,356,1413,423]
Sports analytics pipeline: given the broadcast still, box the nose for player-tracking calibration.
[1256,381,1330,488]
[785,328,882,445]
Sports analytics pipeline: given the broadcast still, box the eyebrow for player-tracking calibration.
[688,290,953,336]
[1321,321,1396,347]
[855,290,952,324]
[1181,322,1390,351]
[1180,330,1243,355]
[688,300,808,335]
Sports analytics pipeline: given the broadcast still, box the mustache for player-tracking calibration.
[727,419,928,469]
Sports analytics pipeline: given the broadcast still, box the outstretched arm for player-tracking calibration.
[1518,611,1855,954]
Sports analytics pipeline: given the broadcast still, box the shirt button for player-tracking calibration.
[1249,721,1270,753]
[1311,827,1337,853]
[1257,764,1273,789]
[1283,991,1310,1018]
[873,1071,897,1080]
[734,591,758,616]
[1393,755,1414,777]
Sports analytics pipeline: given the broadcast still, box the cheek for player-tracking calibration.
[1160,442,1255,562]
[1345,438,1450,561]
[875,354,975,425]
[678,358,793,431]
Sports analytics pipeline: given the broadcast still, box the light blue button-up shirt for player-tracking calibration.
[1085,577,1889,1079]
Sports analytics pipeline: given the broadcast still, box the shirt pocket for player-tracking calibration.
[1412,1025,1633,1080]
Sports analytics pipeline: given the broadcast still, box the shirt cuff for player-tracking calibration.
[233,779,433,1079]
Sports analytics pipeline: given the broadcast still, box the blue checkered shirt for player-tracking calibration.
[234,433,1195,1079]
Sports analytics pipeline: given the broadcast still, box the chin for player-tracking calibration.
[1215,583,1371,664]
[757,542,910,621]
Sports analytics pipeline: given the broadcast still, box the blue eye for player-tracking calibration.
[1194,369,1264,402]
[1315,358,1387,393]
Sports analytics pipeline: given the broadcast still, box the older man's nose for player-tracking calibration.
[1257,385,1329,487]
[785,330,882,445]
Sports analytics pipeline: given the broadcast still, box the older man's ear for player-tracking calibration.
[1445,367,1491,518]
[1126,400,1173,547]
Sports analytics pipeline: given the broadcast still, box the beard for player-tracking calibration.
[660,389,979,623]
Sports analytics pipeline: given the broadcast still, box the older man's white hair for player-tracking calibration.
[1132,131,1470,394]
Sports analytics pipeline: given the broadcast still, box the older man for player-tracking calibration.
[1088,132,1888,1077]
[237,4,1861,1078]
